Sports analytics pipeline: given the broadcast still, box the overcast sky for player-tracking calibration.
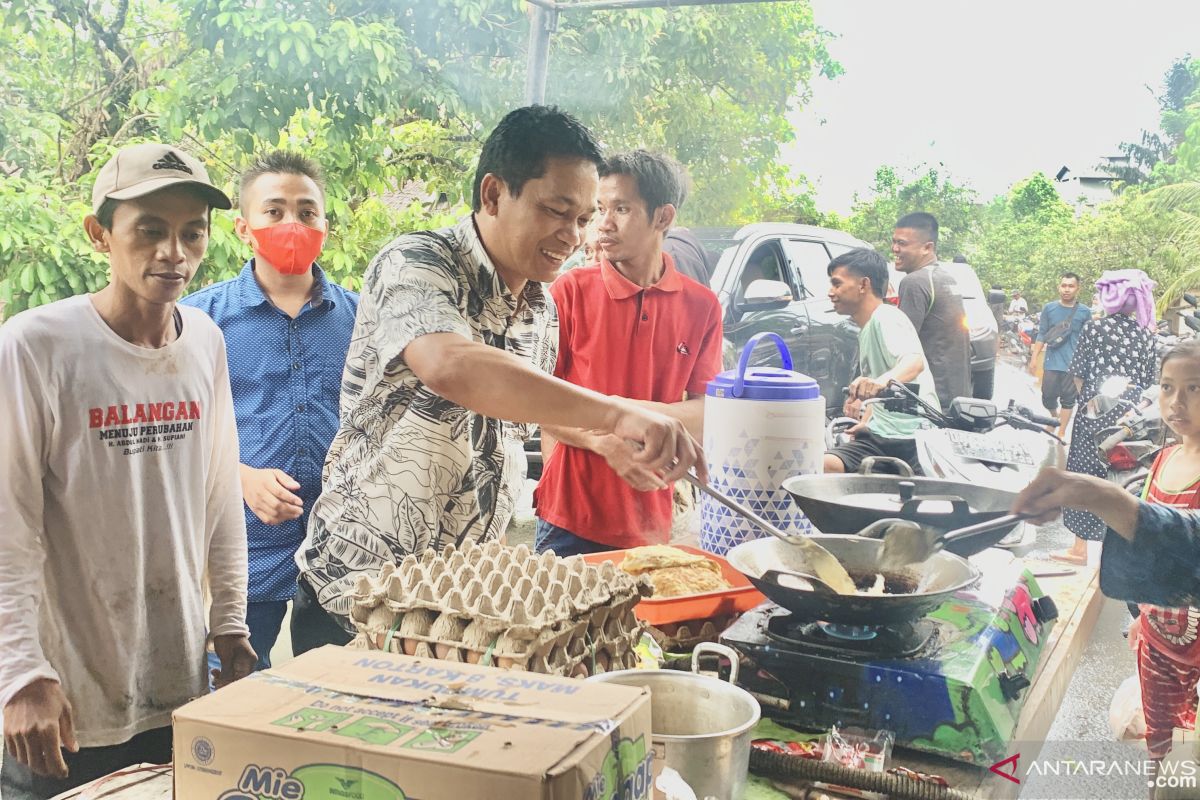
[786,0,1200,212]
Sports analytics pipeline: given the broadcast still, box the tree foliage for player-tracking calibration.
[0,0,838,318]
[1104,57,1199,187]
[842,165,981,259]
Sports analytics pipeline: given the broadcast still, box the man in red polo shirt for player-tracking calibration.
[534,150,723,555]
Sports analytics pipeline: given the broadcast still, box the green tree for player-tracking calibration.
[845,165,981,259]
[1105,56,1200,187]
[0,0,838,318]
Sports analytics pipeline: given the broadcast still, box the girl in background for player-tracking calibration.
[1131,339,1200,761]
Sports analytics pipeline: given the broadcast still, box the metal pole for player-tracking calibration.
[524,4,558,105]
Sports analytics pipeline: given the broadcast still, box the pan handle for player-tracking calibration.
[898,495,972,519]
[691,642,741,684]
[858,457,915,477]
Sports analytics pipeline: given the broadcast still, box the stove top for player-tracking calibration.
[721,565,1057,765]
[764,614,939,660]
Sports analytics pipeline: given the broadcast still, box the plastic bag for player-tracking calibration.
[1109,674,1147,741]
[817,727,895,800]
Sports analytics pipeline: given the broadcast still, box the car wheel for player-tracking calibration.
[972,366,995,400]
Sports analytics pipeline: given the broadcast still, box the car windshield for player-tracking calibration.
[697,228,744,284]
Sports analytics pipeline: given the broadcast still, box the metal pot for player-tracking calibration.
[724,535,980,626]
[588,643,761,800]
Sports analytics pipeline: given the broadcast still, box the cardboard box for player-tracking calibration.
[173,646,653,800]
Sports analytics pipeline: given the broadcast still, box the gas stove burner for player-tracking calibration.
[765,611,937,660]
[722,569,1056,766]
[818,623,878,641]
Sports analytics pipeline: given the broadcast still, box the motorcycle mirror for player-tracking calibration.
[1100,376,1130,398]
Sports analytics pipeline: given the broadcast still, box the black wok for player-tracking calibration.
[782,470,1019,555]
[724,535,980,626]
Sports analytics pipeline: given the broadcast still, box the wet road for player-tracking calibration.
[993,359,1144,798]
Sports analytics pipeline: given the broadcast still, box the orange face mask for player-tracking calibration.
[251,223,325,275]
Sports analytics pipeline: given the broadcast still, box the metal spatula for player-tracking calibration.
[682,473,858,595]
[872,513,1030,569]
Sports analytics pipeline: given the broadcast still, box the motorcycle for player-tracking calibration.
[1087,376,1167,497]
[1157,292,1200,363]
[1001,313,1037,361]
[828,381,1064,550]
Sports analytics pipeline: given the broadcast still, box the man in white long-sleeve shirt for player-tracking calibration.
[0,143,256,799]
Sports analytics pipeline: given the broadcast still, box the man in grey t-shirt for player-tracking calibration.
[892,212,970,409]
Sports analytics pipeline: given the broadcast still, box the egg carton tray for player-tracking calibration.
[345,541,649,676]
[349,541,646,639]
[350,614,643,677]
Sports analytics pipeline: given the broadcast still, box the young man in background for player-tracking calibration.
[1031,272,1091,438]
[824,248,939,475]
[535,150,723,555]
[182,151,358,669]
[892,212,970,409]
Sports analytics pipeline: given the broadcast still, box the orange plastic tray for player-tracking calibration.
[582,545,765,626]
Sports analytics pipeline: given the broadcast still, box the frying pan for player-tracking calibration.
[782,469,1019,554]
[724,534,980,626]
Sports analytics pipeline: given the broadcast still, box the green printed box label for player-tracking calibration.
[402,728,481,753]
[217,763,406,799]
[333,717,412,746]
[272,708,352,733]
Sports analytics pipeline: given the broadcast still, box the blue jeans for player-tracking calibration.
[534,519,612,557]
[207,599,289,683]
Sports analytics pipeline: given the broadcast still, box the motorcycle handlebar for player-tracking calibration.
[1099,426,1131,451]
[1017,407,1060,428]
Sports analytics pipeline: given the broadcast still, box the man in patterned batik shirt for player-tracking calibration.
[293,106,705,650]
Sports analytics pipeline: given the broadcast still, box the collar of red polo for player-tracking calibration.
[599,251,683,300]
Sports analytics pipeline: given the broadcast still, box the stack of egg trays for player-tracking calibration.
[347,541,649,677]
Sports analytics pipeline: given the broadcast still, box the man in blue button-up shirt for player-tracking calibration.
[181,151,358,668]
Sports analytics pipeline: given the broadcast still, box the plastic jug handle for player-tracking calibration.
[733,332,793,397]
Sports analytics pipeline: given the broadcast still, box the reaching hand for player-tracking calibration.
[608,401,706,485]
[240,466,303,525]
[3,678,77,778]
[847,376,886,402]
[211,634,258,688]
[597,435,668,492]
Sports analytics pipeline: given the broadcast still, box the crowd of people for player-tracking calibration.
[0,106,708,799]
[4,101,1200,798]
[822,213,971,475]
